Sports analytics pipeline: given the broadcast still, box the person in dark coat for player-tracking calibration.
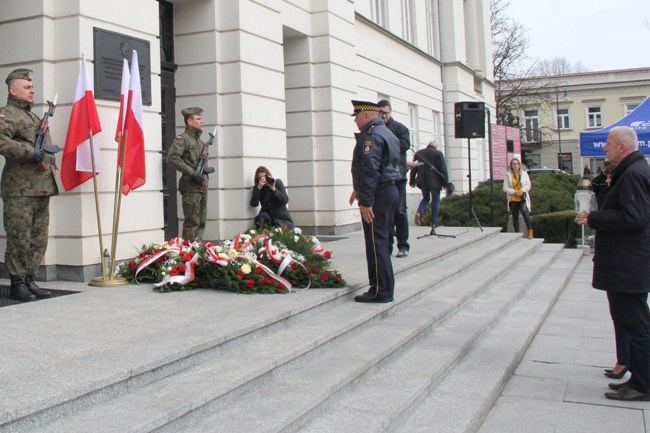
[591,160,611,210]
[409,139,448,228]
[349,100,401,303]
[578,126,650,401]
[250,166,294,230]
[378,99,410,258]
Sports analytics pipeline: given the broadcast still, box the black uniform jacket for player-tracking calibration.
[588,150,650,293]
[351,117,401,207]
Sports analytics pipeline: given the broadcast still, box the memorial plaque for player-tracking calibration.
[93,28,152,105]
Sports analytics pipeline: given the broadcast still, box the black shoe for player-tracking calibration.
[604,366,629,379]
[25,276,53,299]
[9,278,37,302]
[396,249,409,258]
[605,387,650,401]
[609,380,632,391]
[354,292,393,303]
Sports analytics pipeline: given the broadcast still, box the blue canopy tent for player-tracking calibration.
[579,96,650,157]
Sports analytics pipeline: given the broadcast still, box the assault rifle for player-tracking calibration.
[34,94,61,162]
[193,125,216,182]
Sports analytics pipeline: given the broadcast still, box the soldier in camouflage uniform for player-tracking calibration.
[0,69,59,301]
[168,107,211,240]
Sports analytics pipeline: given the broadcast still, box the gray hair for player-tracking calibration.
[428,139,438,149]
[611,126,639,150]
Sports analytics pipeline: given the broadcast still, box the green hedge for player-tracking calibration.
[421,173,591,247]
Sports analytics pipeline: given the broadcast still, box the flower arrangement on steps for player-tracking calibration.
[117,226,346,294]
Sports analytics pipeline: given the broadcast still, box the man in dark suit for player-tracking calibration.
[378,100,411,258]
[409,139,448,228]
[578,126,650,401]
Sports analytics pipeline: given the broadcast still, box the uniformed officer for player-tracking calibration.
[0,68,58,301]
[349,100,401,303]
[168,107,212,240]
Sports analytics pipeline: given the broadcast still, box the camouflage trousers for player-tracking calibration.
[181,190,207,241]
[3,196,50,278]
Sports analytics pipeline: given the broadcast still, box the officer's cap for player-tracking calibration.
[181,107,203,120]
[350,100,381,116]
[5,68,33,85]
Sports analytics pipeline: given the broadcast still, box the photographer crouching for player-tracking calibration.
[250,166,294,230]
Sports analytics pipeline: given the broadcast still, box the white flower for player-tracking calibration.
[294,236,299,242]
[294,227,302,235]
[228,249,237,258]
[241,264,251,274]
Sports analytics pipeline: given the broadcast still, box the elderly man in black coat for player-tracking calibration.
[579,126,650,401]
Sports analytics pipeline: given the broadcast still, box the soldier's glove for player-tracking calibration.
[33,147,45,162]
[191,173,204,184]
[203,166,215,174]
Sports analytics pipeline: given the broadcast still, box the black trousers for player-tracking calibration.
[509,200,531,232]
[391,179,410,252]
[607,291,650,393]
[362,183,399,299]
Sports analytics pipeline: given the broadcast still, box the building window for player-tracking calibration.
[556,108,570,130]
[401,0,415,44]
[587,106,602,128]
[523,109,540,142]
[425,0,439,57]
[408,103,418,148]
[371,0,386,27]
[432,110,440,144]
[625,102,640,114]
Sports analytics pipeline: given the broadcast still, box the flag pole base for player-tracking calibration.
[89,276,128,287]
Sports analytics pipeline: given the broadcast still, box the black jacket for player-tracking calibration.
[384,117,410,179]
[409,146,448,190]
[250,178,294,229]
[588,151,650,293]
[351,117,401,207]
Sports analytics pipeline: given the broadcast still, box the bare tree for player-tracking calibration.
[532,57,588,76]
[491,0,548,126]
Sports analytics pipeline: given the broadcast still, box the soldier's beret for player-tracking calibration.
[350,100,380,116]
[5,68,33,85]
[181,107,203,119]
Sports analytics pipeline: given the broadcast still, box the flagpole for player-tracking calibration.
[109,130,129,282]
[90,131,129,287]
[86,132,106,279]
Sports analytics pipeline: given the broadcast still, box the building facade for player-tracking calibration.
[502,68,650,174]
[0,0,495,281]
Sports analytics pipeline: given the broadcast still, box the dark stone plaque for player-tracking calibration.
[93,27,152,105]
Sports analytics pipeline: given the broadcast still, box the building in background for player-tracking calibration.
[498,68,650,174]
[0,0,494,281]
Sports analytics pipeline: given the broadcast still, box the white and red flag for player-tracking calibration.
[118,50,146,195]
[61,52,103,191]
[114,58,130,143]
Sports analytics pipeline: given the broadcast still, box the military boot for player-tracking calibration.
[9,275,36,302]
[25,275,53,299]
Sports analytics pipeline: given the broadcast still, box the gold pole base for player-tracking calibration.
[88,276,129,287]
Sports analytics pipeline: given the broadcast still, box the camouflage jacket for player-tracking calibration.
[0,95,58,198]
[168,126,209,193]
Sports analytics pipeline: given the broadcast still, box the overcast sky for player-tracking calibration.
[505,0,649,72]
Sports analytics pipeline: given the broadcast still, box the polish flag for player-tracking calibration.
[61,53,103,191]
[118,50,146,195]
[114,58,130,143]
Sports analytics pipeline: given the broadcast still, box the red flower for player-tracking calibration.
[320,273,330,282]
[256,267,265,275]
[237,270,246,277]
[246,279,255,288]
[170,268,179,276]
[261,277,271,285]
[178,263,187,273]
[128,260,136,268]
[336,274,343,282]
[183,253,194,262]
[324,251,332,259]
[290,262,297,270]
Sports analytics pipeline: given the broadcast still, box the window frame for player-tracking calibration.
[587,106,602,129]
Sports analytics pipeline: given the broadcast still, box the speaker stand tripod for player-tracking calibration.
[417,224,456,239]
[466,138,484,232]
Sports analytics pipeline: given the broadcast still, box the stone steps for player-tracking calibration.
[0,229,583,433]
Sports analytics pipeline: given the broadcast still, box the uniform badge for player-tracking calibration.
[363,140,374,155]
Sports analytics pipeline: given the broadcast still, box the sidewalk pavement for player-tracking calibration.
[1,225,647,432]
[478,253,649,433]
